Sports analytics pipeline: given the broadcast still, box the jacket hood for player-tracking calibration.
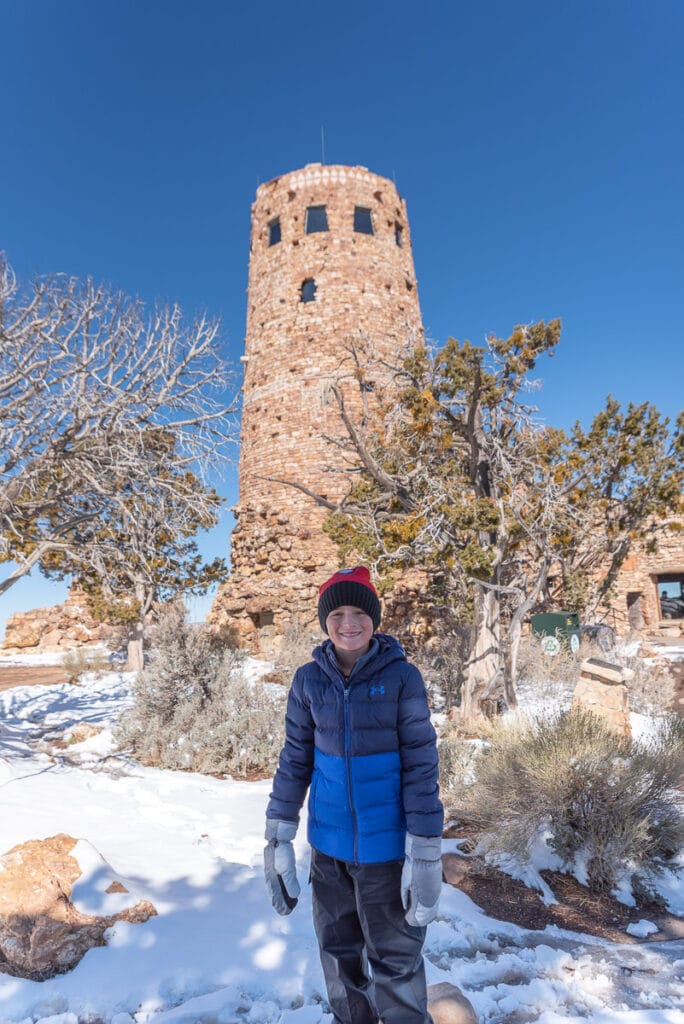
[312,632,407,683]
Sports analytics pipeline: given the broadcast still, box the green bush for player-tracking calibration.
[455,708,684,893]
[115,605,286,777]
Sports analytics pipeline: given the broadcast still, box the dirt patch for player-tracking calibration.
[0,665,68,691]
[442,850,682,943]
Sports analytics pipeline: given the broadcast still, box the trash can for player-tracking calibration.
[530,612,581,656]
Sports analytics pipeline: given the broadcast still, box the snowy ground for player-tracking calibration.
[0,660,682,1024]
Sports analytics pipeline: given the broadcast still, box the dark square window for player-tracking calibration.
[300,278,317,303]
[657,574,684,619]
[395,222,403,247]
[268,218,281,245]
[354,207,374,234]
[305,206,328,233]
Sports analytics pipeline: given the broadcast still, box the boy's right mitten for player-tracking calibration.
[400,833,442,927]
[264,818,300,915]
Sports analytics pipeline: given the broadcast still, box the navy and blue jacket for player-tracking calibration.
[266,633,443,864]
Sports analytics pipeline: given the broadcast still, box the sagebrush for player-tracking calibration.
[438,734,482,796]
[414,618,470,710]
[115,605,286,777]
[262,617,319,685]
[453,707,684,893]
[62,647,111,684]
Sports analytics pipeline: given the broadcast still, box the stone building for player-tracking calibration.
[208,163,424,652]
[3,163,681,657]
[605,523,684,638]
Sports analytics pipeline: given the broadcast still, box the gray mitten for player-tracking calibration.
[264,818,300,915]
[400,833,442,927]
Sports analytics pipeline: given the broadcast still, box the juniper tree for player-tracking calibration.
[285,323,681,729]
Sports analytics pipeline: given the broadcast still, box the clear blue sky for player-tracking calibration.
[1,0,682,633]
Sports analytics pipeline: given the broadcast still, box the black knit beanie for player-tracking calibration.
[318,566,382,633]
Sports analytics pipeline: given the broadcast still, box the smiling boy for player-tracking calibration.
[264,566,443,1024]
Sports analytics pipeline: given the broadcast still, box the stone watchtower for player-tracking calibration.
[209,163,424,652]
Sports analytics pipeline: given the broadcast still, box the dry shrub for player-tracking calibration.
[517,634,677,716]
[455,707,684,893]
[413,619,470,710]
[115,605,286,777]
[262,617,320,685]
[438,734,482,797]
[620,652,677,715]
[62,647,111,684]
[515,634,586,705]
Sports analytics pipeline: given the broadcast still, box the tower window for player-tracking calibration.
[305,206,328,233]
[268,218,281,246]
[300,278,317,303]
[395,222,403,247]
[354,207,374,234]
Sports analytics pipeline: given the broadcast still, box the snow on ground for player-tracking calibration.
[0,651,78,666]
[0,670,683,1024]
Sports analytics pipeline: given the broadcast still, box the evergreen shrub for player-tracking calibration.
[115,604,286,777]
[453,708,684,893]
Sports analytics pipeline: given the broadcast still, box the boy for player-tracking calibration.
[264,566,443,1024]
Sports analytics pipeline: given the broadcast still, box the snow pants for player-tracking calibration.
[310,848,433,1024]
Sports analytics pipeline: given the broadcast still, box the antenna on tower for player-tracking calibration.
[321,126,326,165]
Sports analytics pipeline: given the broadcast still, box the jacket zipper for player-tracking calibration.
[343,685,359,863]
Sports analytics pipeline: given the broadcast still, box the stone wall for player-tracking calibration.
[209,164,425,651]
[1,588,119,655]
[573,658,632,737]
[600,521,684,638]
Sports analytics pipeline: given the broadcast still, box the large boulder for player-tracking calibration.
[0,834,156,980]
[428,982,478,1024]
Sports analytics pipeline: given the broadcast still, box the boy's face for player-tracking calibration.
[326,605,374,656]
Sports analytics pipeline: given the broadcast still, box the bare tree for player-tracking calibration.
[0,256,238,598]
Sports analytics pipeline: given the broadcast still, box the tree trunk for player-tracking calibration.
[505,615,523,701]
[460,585,504,731]
[126,585,148,672]
[127,629,144,672]
[505,565,549,699]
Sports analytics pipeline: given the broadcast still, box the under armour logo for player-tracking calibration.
[369,685,385,697]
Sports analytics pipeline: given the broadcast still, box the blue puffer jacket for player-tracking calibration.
[266,633,443,864]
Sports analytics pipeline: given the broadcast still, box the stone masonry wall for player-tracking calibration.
[209,164,425,651]
[602,521,684,637]
[2,587,120,655]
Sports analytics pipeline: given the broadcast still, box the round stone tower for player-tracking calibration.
[210,163,424,652]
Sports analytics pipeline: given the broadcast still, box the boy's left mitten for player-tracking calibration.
[400,833,442,927]
[264,819,300,915]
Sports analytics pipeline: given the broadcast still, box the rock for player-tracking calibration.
[42,628,63,647]
[0,834,156,980]
[66,723,103,744]
[428,982,478,1024]
[7,626,41,649]
[441,853,471,888]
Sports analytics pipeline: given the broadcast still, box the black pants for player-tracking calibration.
[310,848,432,1024]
